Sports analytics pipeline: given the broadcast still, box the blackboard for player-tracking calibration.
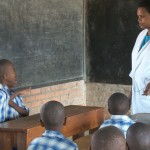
[86,0,140,84]
[0,0,84,88]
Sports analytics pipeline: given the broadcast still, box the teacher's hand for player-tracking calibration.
[143,82,150,95]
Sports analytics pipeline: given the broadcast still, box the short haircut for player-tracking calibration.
[0,59,12,81]
[108,92,129,115]
[127,122,150,150]
[138,0,150,13]
[40,101,65,129]
[91,126,127,150]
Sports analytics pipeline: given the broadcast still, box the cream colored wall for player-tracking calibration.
[86,83,131,119]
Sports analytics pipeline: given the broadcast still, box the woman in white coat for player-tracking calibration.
[130,0,150,114]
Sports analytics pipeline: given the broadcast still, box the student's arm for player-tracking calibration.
[8,89,30,117]
[9,100,29,117]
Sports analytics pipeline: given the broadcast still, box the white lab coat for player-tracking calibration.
[130,29,150,114]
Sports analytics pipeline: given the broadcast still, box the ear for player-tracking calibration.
[40,119,45,127]
[2,73,7,79]
[63,117,67,126]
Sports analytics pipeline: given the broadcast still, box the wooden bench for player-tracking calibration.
[74,134,92,150]
[0,105,104,150]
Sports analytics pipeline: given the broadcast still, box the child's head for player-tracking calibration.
[90,126,127,150]
[127,122,150,150]
[0,59,16,87]
[137,0,150,30]
[108,92,129,115]
[40,100,65,131]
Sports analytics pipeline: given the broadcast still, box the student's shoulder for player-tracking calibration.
[29,137,43,145]
[0,84,7,93]
[0,86,8,99]
[27,137,45,149]
[99,119,112,128]
[102,118,111,124]
[63,138,78,148]
[27,144,46,150]
[130,118,136,124]
[0,89,6,96]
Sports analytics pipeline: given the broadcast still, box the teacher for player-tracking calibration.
[130,0,150,114]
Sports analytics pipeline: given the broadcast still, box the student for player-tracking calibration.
[127,122,150,150]
[99,92,135,138]
[90,126,127,150]
[129,0,150,114]
[0,59,29,122]
[27,101,79,150]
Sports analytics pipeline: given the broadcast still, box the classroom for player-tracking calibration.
[0,0,150,150]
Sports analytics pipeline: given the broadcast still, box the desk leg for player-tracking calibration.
[0,131,14,150]
[17,132,27,150]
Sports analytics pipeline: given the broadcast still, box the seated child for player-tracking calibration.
[90,126,127,150]
[99,92,135,137]
[27,100,79,150]
[127,122,150,150]
[0,59,29,122]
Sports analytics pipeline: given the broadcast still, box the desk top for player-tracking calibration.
[130,113,150,125]
[0,105,103,131]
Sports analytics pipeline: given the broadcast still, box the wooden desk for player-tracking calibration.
[130,113,150,125]
[0,105,104,150]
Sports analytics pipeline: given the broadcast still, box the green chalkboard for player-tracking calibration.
[0,0,84,88]
[86,0,140,84]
